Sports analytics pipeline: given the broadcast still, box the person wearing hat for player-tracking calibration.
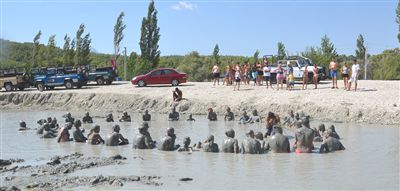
[241,130,262,154]
[57,122,73,143]
[18,120,29,131]
[222,129,239,153]
[119,111,131,122]
[106,113,114,122]
[266,126,290,153]
[142,110,151,121]
[319,130,345,153]
[158,127,179,151]
[133,122,155,149]
[177,137,193,152]
[82,112,93,123]
[73,120,87,143]
[87,124,105,145]
[105,124,129,146]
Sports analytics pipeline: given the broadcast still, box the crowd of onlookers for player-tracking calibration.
[211,58,361,91]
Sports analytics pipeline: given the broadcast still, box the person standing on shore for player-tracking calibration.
[302,65,308,90]
[274,64,285,91]
[212,64,220,86]
[329,58,339,89]
[233,63,241,91]
[313,64,319,89]
[341,63,349,89]
[263,60,272,89]
[223,65,231,86]
[347,59,360,91]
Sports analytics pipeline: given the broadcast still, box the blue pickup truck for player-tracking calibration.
[33,68,86,91]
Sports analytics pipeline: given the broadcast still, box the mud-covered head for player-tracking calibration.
[167,127,175,136]
[252,109,258,116]
[19,120,26,127]
[107,113,113,118]
[123,111,128,116]
[295,113,300,120]
[208,108,213,113]
[51,118,57,125]
[318,124,326,132]
[66,112,71,117]
[74,119,82,128]
[145,110,149,114]
[65,122,73,130]
[139,122,149,134]
[226,107,231,112]
[85,112,90,116]
[43,122,51,131]
[255,132,263,140]
[301,116,310,128]
[92,124,100,133]
[188,114,193,119]
[329,125,336,132]
[113,124,120,133]
[273,126,283,134]
[183,137,191,147]
[225,129,235,138]
[47,117,52,123]
[246,130,255,138]
[268,112,274,118]
[206,135,215,143]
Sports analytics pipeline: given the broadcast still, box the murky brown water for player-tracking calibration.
[0,110,399,190]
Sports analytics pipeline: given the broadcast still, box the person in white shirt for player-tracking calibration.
[263,60,272,89]
[212,65,220,86]
[347,59,360,91]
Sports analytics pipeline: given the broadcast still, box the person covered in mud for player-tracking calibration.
[158,127,179,151]
[177,137,193,152]
[255,132,267,153]
[251,109,261,123]
[133,122,156,149]
[203,135,219,153]
[87,124,105,145]
[327,125,340,139]
[73,120,87,143]
[142,110,151,121]
[187,114,195,121]
[64,112,75,123]
[37,118,47,126]
[49,117,59,129]
[168,107,179,121]
[239,110,251,124]
[119,111,131,122]
[241,130,262,154]
[266,126,290,153]
[18,120,29,131]
[41,122,57,138]
[283,110,297,128]
[173,87,183,102]
[265,112,280,137]
[82,112,93,123]
[222,129,239,153]
[105,124,129,146]
[224,107,235,121]
[106,113,114,122]
[319,129,345,153]
[57,122,73,142]
[293,118,315,153]
[313,124,326,142]
[207,108,218,121]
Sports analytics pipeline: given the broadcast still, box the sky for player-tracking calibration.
[1,0,399,56]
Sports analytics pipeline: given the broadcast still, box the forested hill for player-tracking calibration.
[1,39,399,80]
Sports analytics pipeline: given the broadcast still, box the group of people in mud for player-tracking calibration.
[19,107,345,154]
[211,58,361,91]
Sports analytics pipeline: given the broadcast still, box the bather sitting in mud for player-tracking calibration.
[207,108,218,121]
[73,120,87,143]
[251,109,262,123]
[319,129,345,153]
[239,110,251,124]
[293,118,314,153]
[82,112,93,123]
[37,122,57,138]
[177,137,193,152]
[106,113,114,122]
[241,130,262,154]
[222,129,239,153]
[64,112,75,123]
[168,107,179,121]
[203,135,219,152]
[49,117,59,129]
[142,110,151,121]
[266,126,290,153]
[255,132,267,153]
[133,122,156,149]
[105,124,129,146]
[327,125,340,139]
[224,107,235,121]
[158,127,179,151]
[313,124,326,142]
[119,111,131,122]
[283,110,297,128]
[87,124,105,145]
[57,122,73,142]
[18,120,29,131]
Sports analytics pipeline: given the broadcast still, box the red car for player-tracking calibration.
[131,68,188,87]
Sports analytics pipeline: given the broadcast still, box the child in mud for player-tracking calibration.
[87,124,105,145]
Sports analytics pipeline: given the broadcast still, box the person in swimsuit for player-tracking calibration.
[256,62,263,86]
[212,64,220,86]
[274,64,285,91]
[329,58,339,89]
[223,65,231,86]
[313,64,319,89]
[263,60,272,89]
[173,87,183,102]
[233,63,241,91]
[342,63,349,90]
[302,65,308,90]
[287,63,294,90]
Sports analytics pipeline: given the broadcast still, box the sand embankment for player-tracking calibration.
[0,80,399,125]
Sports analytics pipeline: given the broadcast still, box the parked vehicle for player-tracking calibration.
[33,68,86,91]
[0,68,31,91]
[85,66,117,85]
[131,68,188,87]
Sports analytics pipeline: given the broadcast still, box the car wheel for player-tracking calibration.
[171,79,179,86]
[37,82,45,92]
[65,80,73,89]
[138,80,146,87]
[5,83,13,92]
[96,77,104,85]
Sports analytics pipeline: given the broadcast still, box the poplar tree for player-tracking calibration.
[46,35,57,66]
[32,30,42,67]
[114,12,126,63]
[277,42,286,60]
[212,44,220,65]
[139,0,160,68]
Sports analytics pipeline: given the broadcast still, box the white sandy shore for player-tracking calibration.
[0,80,399,125]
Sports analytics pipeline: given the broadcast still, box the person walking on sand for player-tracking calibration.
[329,58,339,89]
[302,65,308,90]
[212,64,220,86]
[342,63,349,90]
[313,64,319,89]
[233,63,241,91]
[347,59,360,91]
[274,64,285,91]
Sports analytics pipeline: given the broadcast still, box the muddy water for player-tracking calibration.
[0,110,399,190]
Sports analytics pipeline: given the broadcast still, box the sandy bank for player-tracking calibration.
[0,80,399,125]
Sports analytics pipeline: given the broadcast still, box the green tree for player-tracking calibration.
[75,24,85,66]
[277,42,286,60]
[321,34,337,59]
[70,39,75,65]
[46,34,57,66]
[212,44,220,65]
[396,1,400,43]
[114,12,126,65]
[81,33,92,64]
[62,34,71,65]
[253,50,259,64]
[356,34,366,60]
[139,0,160,69]
[32,30,42,67]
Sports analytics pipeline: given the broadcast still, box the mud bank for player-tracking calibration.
[0,81,399,125]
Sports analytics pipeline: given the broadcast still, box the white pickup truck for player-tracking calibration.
[267,56,326,83]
